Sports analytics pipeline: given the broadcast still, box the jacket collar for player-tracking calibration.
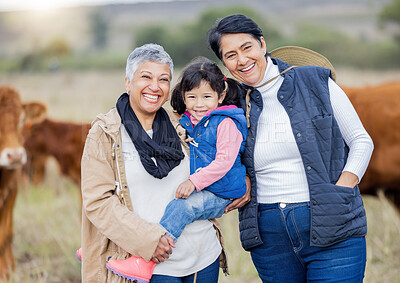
[271,57,293,73]
[92,107,121,140]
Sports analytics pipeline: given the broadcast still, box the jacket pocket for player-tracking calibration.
[311,183,367,244]
[311,115,333,141]
[311,183,367,247]
[312,183,357,220]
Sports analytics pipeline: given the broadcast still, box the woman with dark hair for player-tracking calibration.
[207,14,374,282]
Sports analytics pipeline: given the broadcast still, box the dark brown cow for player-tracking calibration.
[0,85,46,280]
[23,119,91,189]
[343,81,400,212]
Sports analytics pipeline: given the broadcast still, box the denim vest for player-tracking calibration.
[180,107,247,199]
[239,58,367,250]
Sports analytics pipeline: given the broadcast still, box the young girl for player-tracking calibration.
[105,57,248,282]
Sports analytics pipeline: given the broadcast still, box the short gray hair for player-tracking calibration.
[125,43,174,82]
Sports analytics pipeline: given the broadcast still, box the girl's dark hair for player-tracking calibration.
[207,14,264,61]
[170,57,244,115]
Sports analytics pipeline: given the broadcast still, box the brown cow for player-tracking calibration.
[343,81,400,212]
[0,85,46,280]
[23,118,91,189]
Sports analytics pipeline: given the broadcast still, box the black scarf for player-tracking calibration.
[116,93,185,179]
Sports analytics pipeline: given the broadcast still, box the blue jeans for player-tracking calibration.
[251,202,366,283]
[159,190,231,241]
[150,257,220,283]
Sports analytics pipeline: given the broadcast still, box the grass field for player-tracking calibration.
[1,69,400,282]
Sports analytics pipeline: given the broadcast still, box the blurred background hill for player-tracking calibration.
[1,0,399,72]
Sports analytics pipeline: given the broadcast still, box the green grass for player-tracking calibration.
[9,162,82,283]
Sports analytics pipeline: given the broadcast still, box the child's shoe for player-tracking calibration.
[106,256,156,283]
[76,248,82,261]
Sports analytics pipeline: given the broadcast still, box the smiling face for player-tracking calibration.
[125,61,171,123]
[220,33,267,86]
[184,80,225,121]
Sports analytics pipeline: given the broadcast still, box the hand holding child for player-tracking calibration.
[151,235,175,264]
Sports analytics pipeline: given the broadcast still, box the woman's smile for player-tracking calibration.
[142,93,160,103]
[240,63,255,73]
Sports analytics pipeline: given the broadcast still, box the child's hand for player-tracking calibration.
[185,136,194,143]
[175,180,195,199]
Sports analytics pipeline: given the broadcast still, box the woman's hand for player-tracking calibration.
[336,171,359,188]
[225,175,251,213]
[151,235,175,264]
[175,180,195,199]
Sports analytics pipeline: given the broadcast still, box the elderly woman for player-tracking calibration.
[80,44,226,282]
[207,15,374,282]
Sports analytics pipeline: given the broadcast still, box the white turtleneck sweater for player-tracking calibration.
[254,57,374,204]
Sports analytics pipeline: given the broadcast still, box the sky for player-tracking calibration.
[0,0,181,11]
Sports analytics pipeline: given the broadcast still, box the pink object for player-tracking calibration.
[106,256,156,283]
[76,248,82,262]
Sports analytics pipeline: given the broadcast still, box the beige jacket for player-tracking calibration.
[81,107,228,282]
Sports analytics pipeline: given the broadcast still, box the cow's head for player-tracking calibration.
[0,86,47,169]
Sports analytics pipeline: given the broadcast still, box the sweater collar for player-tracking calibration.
[253,56,281,91]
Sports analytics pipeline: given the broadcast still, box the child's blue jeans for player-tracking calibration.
[159,190,231,241]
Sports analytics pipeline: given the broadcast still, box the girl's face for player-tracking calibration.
[184,80,225,121]
[125,61,171,122]
[220,33,267,86]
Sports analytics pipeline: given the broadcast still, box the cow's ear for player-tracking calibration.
[22,102,47,125]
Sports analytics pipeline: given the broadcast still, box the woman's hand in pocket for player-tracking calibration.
[335,171,359,188]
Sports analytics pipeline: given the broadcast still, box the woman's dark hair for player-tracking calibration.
[207,14,264,61]
[170,57,244,115]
